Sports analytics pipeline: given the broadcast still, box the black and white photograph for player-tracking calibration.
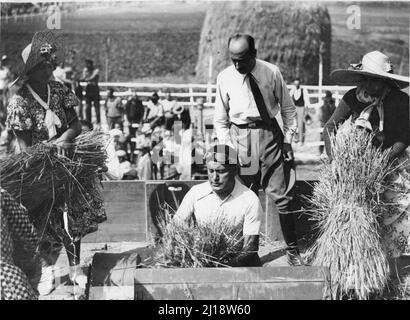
[0,0,409,304]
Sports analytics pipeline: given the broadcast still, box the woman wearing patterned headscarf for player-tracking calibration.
[6,31,87,295]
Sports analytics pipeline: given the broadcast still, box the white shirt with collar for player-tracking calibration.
[146,100,164,120]
[214,59,297,145]
[174,178,263,236]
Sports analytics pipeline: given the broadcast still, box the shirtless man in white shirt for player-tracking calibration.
[175,144,263,267]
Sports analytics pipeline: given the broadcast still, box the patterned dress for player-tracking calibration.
[6,80,79,144]
[0,189,39,300]
[6,81,106,247]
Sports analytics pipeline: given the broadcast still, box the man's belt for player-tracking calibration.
[231,119,275,130]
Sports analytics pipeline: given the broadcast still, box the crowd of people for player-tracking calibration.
[0,54,339,182]
[0,50,197,181]
[0,30,408,300]
[90,88,192,181]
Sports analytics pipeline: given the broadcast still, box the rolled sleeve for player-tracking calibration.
[214,74,232,146]
[174,189,195,223]
[243,195,263,236]
[274,70,297,144]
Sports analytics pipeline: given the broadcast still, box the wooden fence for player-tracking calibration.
[78,81,353,149]
[80,81,354,109]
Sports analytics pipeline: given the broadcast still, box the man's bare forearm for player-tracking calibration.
[226,235,260,267]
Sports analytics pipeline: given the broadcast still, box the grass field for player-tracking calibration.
[0,1,206,82]
[325,1,409,79]
[1,1,409,83]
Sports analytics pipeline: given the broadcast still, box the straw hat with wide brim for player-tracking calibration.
[12,30,65,86]
[172,104,184,115]
[330,51,410,89]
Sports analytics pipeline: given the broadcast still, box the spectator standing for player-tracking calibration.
[81,59,100,127]
[105,88,124,130]
[175,104,191,131]
[125,90,144,162]
[136,142,153,180]
[289,79,308,146]
[145,92,164,130]
[161,129,175,177]
[318,90,336,154]
[161,89,179,131]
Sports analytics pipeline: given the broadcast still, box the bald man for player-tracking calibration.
[214,33,303,266]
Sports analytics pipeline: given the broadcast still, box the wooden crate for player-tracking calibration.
[88,251,331,300]
[134,267,331,300]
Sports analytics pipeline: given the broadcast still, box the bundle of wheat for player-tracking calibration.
[307,120,398,299]
[154,210,244,268]
[0,130,108,229]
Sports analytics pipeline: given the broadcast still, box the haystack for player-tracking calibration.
[195,1,331,84]
[308,121,399,299]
